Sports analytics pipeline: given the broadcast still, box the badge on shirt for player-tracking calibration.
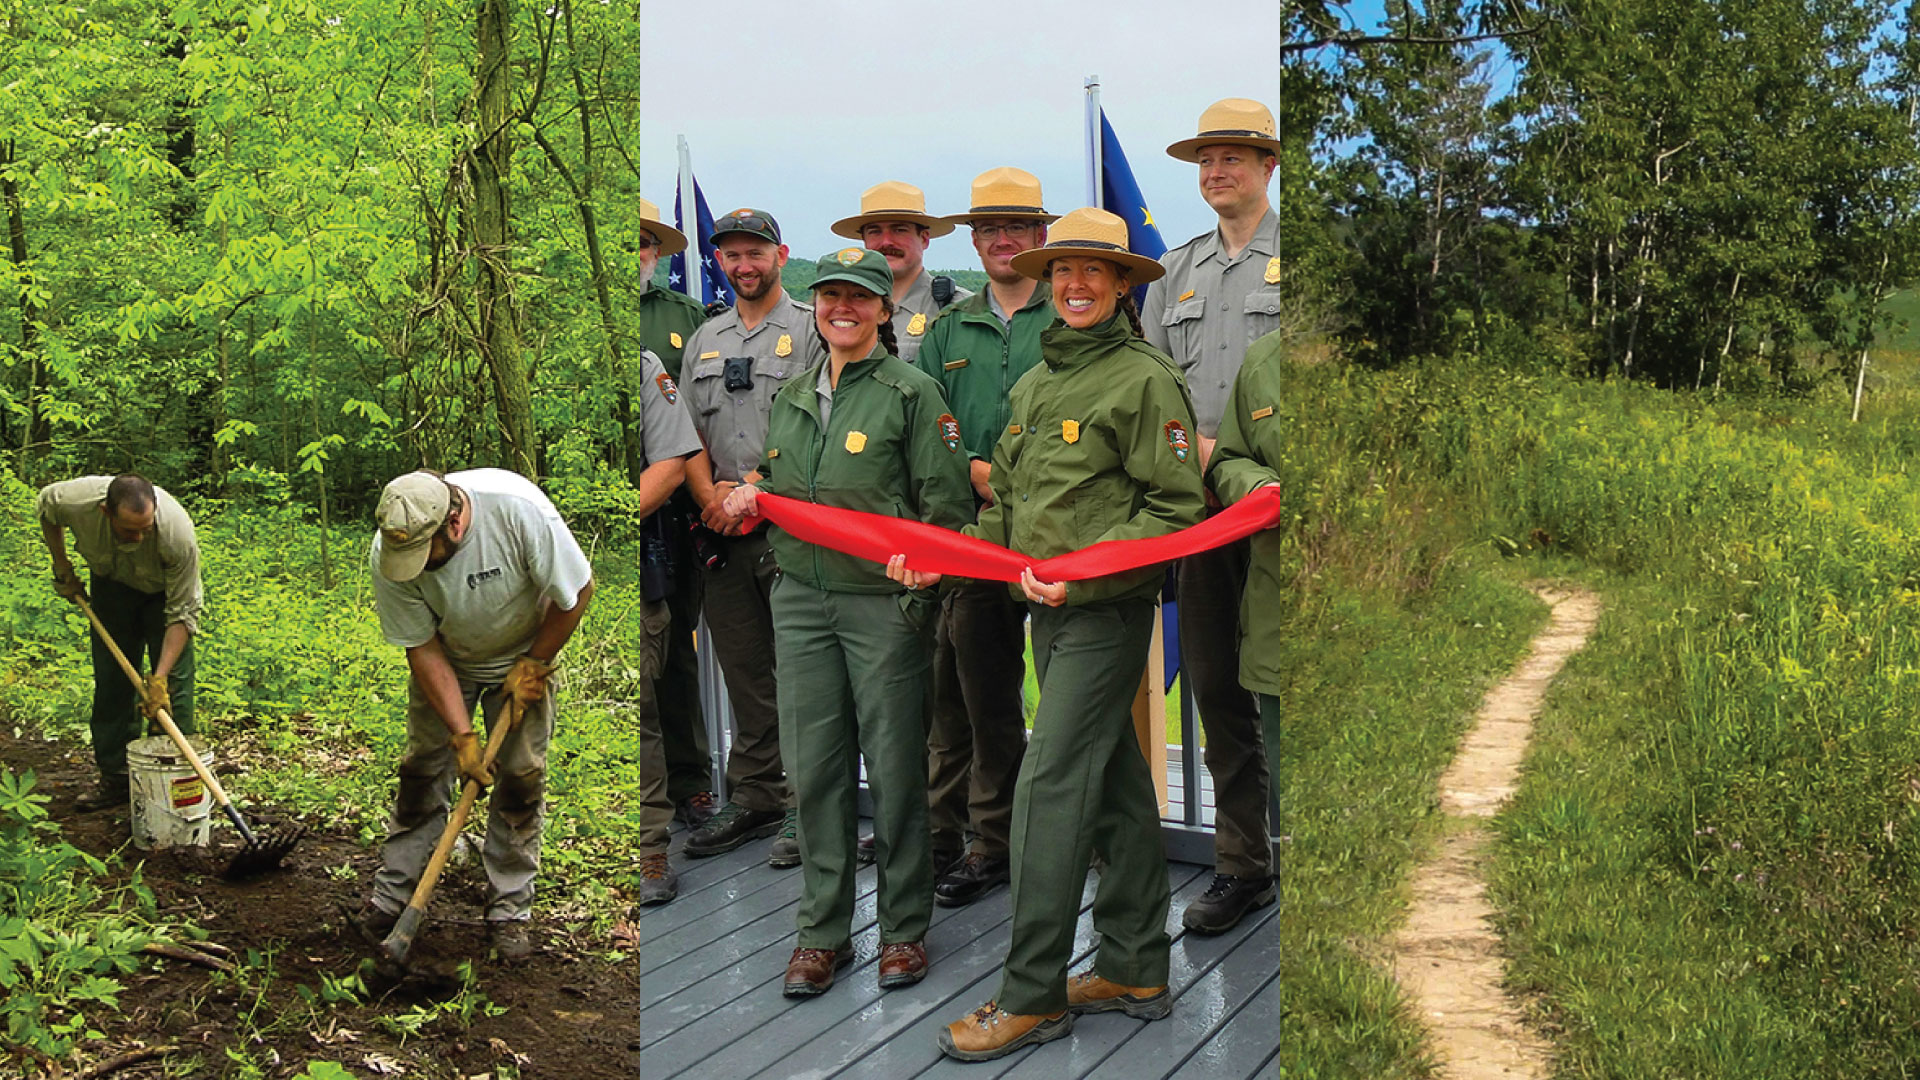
[655,373,679,404]
[845,431,868,454]
[1165,420,1191,461]
[1265,257,1282,285]
[937,413,962,454]
[1251,406,1275,420]
[670,332,684,349]
[776,334,793,357]
[1062,420,1080,444]
[908,312,927,336]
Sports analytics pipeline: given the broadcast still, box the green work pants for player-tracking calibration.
[997,598,1171,1015]
[925,580,1028,859]
[701,530,790,811]
[1260,694,1280,809]
[773,577,935,951]
[1179,537,1272,878]
[87,574,195,780]
[636,599,674,856]
[658,495,712,803]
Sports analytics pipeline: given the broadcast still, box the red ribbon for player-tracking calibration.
[746,485,1281,583]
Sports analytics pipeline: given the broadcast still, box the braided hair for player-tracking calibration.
[814,295,900,359]
[1118,287,1145,340]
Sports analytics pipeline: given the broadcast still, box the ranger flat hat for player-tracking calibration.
[1009,207,1165,284]
[1165,98,1283,162]
[375,470,451,582]
[711,207,783,246]
[942,167,1059,226]
[637,197,689,258]
[810,247,895,298]
[831,181,955,239]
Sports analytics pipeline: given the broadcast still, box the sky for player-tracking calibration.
[638,0,1283,276]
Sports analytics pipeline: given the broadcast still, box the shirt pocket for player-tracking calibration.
[1160,296,1207,364]
[1243,289,1284,346]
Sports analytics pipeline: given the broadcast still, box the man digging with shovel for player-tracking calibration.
[353,469,594,963]
[37,474,202,812]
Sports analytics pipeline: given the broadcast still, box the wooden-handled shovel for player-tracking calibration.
[73,592,303,879]
[380,698,519,969]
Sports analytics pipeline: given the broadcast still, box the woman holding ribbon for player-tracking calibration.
[885,207,1206,1062]
[722,247,973,998]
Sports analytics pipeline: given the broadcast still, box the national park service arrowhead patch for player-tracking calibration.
[1165,419,1191,461]
[937,413,961,453]
[655,372,679,404]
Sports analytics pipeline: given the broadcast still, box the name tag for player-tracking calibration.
[944,359,969,370]
[1178,289,1195,302]
[1008,424,1022,434]
[1250,406,1274,420]
[699,350,720,360]
[767,448,780,459]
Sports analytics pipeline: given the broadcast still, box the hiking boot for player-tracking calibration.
[1066,970,1172,1019]
[1181,873,1276,935]
[638,853,678,906]
[783,946,853,997]
[674,790,719,829]
[856,833,877,865]
[934,852,1010,908]
[489,920,534,962]
[767,808,800,869]
[878,941,928,989]
[938,1001,1072,1062]
[685,802,781,857]
[348,901,400,950]
[74,776,130,812]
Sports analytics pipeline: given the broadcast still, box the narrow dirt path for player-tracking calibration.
[1390,585,1601,1079]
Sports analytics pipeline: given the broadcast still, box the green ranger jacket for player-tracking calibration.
[969,314,1206,606]
[636,282,708,380]
[913,284,1058,462]
[759,344,975,595]
[1207,329,1285,696]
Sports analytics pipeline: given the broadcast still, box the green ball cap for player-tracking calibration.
[810,247,895,298]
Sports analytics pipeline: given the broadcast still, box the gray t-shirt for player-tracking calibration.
[1142,206,1284,437]
[371,469,594,681]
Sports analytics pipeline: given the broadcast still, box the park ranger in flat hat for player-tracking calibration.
[832,181,971,364]
[679,207,824,868]
[905,166,1060,908]
[632,195,718,839]
[1140,97,1285,936]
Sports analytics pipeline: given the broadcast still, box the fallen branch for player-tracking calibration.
[76,1045,180,1079]
[141,942,235,973]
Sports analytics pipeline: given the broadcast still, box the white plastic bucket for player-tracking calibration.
[127,735,215,851]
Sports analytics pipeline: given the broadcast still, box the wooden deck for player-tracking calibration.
[638,807,1278,1080]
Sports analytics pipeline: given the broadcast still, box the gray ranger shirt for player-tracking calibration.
[632,348,704,468]
[1142,206,1284,438]
[889,269,972,365]
[682,288,825,483]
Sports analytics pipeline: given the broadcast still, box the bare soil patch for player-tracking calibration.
[3,723,637,1079]
[1390,585,1600,1079]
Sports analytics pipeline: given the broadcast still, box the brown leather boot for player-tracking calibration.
[937,1001,1072,1062]
[1066,970,1172,1019]
[877,941,927,989]
[783,946,852,997]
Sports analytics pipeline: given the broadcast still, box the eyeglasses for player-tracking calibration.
[971,222,1036,241]
[636,234,659,251]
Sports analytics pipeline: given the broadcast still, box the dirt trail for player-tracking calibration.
[1391,585,1600,1079]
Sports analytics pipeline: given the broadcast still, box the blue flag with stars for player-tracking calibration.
[671,173,734,307]
[1099,109,1166,308]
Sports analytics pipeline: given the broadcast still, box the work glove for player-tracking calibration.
[501,655,555,715]
[139,673,170,721]
[450,730,494,787]
[52,564,84,602]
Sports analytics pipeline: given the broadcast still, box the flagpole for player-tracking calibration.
[676,135,697,300]
[1084,75,1102,209]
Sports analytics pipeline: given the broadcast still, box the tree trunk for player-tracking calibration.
[473,0,534,476]
[1852,250,1890,423]
[4,140,48,469]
